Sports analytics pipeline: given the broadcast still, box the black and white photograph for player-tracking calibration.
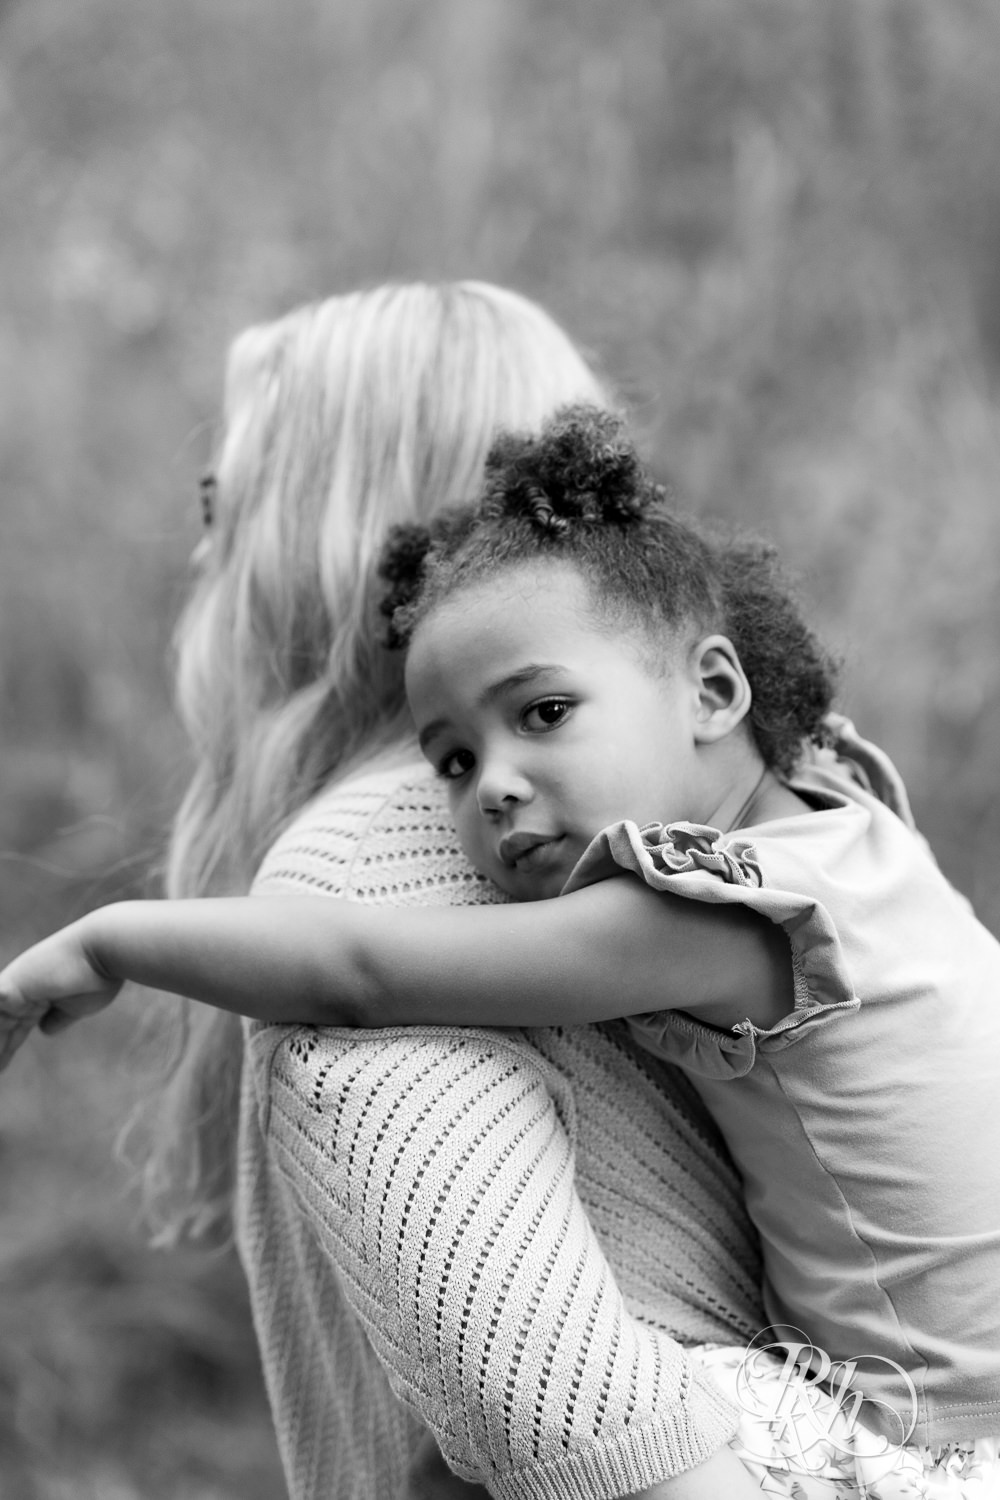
[2,4,1000,1498]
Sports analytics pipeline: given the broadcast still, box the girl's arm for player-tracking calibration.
[0,875,791,1055]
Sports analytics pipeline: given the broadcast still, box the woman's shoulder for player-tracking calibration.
[301,759,448,826]
[254,758,505,908]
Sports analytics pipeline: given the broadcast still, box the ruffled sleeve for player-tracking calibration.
[561,819,860,1080]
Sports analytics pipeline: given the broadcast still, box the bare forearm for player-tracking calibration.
[82,895,551,1026]
[2,892,529,1037]
[81,893,555,1028]
[83,896,374,1024]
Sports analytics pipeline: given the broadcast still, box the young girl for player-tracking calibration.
[3,406,999,1497]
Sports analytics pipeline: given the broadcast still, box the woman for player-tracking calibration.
[134,282,765,1498]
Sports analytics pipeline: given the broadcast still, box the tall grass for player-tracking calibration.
[2,0,1000,1491]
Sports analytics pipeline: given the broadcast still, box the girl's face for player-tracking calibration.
[405,563,720,901]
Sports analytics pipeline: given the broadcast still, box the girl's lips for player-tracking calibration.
[498,832,564,870]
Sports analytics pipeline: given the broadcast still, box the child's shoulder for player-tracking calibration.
[795,714,915,828]
[756,758,919,887]
[760,750,979,940]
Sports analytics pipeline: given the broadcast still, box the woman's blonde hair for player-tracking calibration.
[136,281,610,1243]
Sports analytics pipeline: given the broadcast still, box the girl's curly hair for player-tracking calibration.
[379,405,837,776]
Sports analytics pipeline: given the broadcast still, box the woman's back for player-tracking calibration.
[239,762,762,1499]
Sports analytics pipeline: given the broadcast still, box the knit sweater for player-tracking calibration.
[236,763,763,1500]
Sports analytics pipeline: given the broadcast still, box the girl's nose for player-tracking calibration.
[475,756,534,818]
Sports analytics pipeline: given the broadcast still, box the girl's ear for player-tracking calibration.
[688,635,752,745]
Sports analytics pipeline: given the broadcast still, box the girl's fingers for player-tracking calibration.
[38,1005,96,1034]
[0,973,47,1024]
[1,929,118,1013]
[0,969,44,1070]
[0,930,124,1069]
[0,1016,39,1072]
[38,1009,76,1035]
[0,986,120,1074]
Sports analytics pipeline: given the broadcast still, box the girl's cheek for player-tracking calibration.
[452,801,484,858]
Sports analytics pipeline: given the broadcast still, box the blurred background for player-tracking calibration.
[2,0,1000,1494]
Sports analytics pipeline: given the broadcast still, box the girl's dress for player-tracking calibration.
[564,722,1000,1497]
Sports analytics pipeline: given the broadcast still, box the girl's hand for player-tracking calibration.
[0,918,123,1070]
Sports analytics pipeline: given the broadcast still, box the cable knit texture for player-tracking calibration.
[237,764,762,1500]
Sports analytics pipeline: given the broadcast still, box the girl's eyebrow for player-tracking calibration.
[477,663,563,709]
[417,664,565,753]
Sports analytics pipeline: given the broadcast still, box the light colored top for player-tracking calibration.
[237,763,763,1500]
[565,756,1000,1447]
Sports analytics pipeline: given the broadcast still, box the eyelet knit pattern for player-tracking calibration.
[237,765,763,1500]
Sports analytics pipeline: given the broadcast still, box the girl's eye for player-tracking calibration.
[437,748,476,781]
[522,698,572,732]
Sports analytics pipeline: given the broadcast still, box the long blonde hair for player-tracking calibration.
[137,281,610,1242]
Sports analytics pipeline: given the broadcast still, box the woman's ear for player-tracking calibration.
[688,635,752,745]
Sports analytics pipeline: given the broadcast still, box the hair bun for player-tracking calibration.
[523,485,569,537]
[484,406,660,536]
[378,523,434,646]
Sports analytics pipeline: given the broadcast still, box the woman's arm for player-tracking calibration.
[0,874,790,1056]
[403,1439,761,1500]
[250,1013,749,1499]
